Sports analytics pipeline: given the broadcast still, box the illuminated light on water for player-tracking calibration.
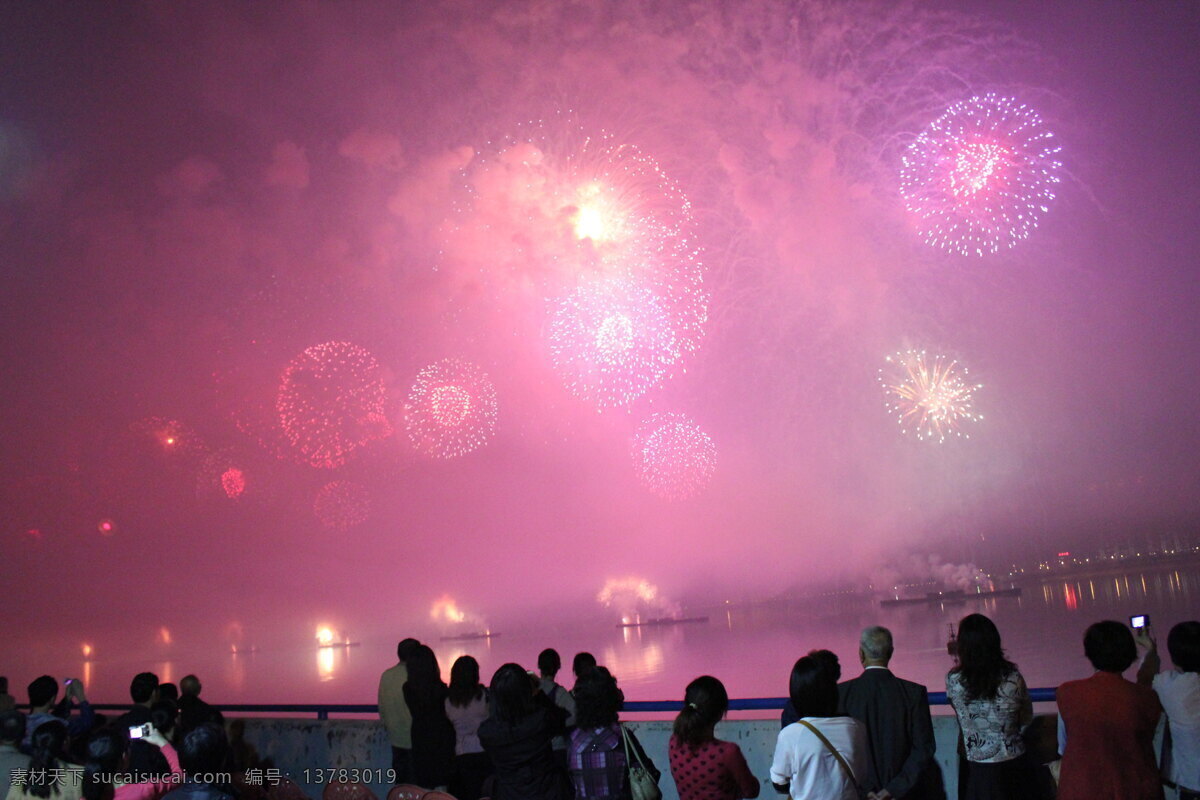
[97,519,115,536]
[405,359,498,459]
[221,468,246,499]
[159,627,172,645]
[312,481,371,530]
[430,595,468,624]
[550,278,679,408]
[276,341,392,469]
[900,94,1062,256]
[630,412,717,500]
[81,643,93,659]
[878,350,982,442]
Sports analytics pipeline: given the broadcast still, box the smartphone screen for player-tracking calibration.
[129,724,146,739]
[1130,614,1147,629]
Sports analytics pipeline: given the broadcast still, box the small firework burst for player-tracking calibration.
[879,350,982,442]
[900,94,1062,255]
[276,341,392,469]
[313,480,371,530]
[549,277,679,408]
[631,412,716,500]
[405,358,498,458]
[221,468,246,499]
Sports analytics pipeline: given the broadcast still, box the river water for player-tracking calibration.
[8,563,1198,708]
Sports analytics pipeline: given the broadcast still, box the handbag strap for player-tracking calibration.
[620,724,650,772]
[798,719,859,793]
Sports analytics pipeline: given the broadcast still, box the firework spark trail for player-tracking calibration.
[900,94,1062,256]
[549,277,679,408]
[630,412,716,500]
[276,342,392,469]
[405,358,498,458]
[879,350,982,443]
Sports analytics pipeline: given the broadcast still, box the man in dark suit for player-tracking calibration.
[838,626,941,800]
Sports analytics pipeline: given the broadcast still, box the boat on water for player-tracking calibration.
[440,631,500,641]
[880,587,1022,607]
[616,616,709,628]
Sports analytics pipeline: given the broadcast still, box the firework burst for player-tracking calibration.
[549,277,679,408]
[900,94,1062,256]
[276,341,392,469]
[631,412,716,500]
[313,480,371,530]
[448,113,707,358]
[879,350,983,442]
[405,358,498,458]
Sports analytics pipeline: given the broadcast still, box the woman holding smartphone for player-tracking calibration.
[82,724,183,800]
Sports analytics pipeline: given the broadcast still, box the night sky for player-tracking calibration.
[2,1,1198,639]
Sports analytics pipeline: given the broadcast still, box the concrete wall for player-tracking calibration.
[240,713,978,800]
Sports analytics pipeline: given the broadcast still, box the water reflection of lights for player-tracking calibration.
[602,642,665,683]
[82,658,93,689]
[156,662,174,685]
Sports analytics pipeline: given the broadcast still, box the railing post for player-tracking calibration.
[318,710,328,720]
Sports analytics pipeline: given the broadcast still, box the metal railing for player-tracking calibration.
[48,688,1058,720]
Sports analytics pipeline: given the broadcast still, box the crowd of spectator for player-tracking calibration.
[4,615,1198,800]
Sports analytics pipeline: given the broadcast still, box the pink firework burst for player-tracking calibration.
[900,94,1062,256]
[631,412,717,501]
[313,480,371,530]
[221,468,246,499]
[276,341,392,469]
[405,359,498,458]
[449,113,707,358]
[550,277,679,408]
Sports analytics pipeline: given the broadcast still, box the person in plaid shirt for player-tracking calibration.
[568,667,659,800]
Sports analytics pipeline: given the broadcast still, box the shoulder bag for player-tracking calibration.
[620,724,662,800]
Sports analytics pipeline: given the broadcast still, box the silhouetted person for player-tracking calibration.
[177,674,222,734]
[25,675,94,748]
[538,648,577,768]
[380,637,420,784]
[480,663,571,800]
[781,649,842,727]
[117,672,169,775]
[1,710,31,799]
[11,720,80,800]
[572,652,597,692]
[162,724,235,800]
[404,644,455,789]
[0,676,15,712]
[158,683,179,703]
[838,626,939,800]
[446,655,493,800]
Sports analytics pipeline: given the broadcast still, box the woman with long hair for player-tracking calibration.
[946,613,1035,799]
[81,725,182,800]
[403,644,456,790]
[769,656,869,800]
[478,663,571,800]
[669,676,759,800]
[10,721,81,800]
[567,667,659,800]
[445,656,494,800]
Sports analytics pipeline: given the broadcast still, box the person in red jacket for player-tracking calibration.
[1056,620,1163,800]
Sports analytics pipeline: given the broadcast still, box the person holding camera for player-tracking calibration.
[83,723,182,800]
[1055,620,1162,800]
[1140,620,1200,800]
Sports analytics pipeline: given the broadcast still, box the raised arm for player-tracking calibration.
[1134,628,1160,687]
